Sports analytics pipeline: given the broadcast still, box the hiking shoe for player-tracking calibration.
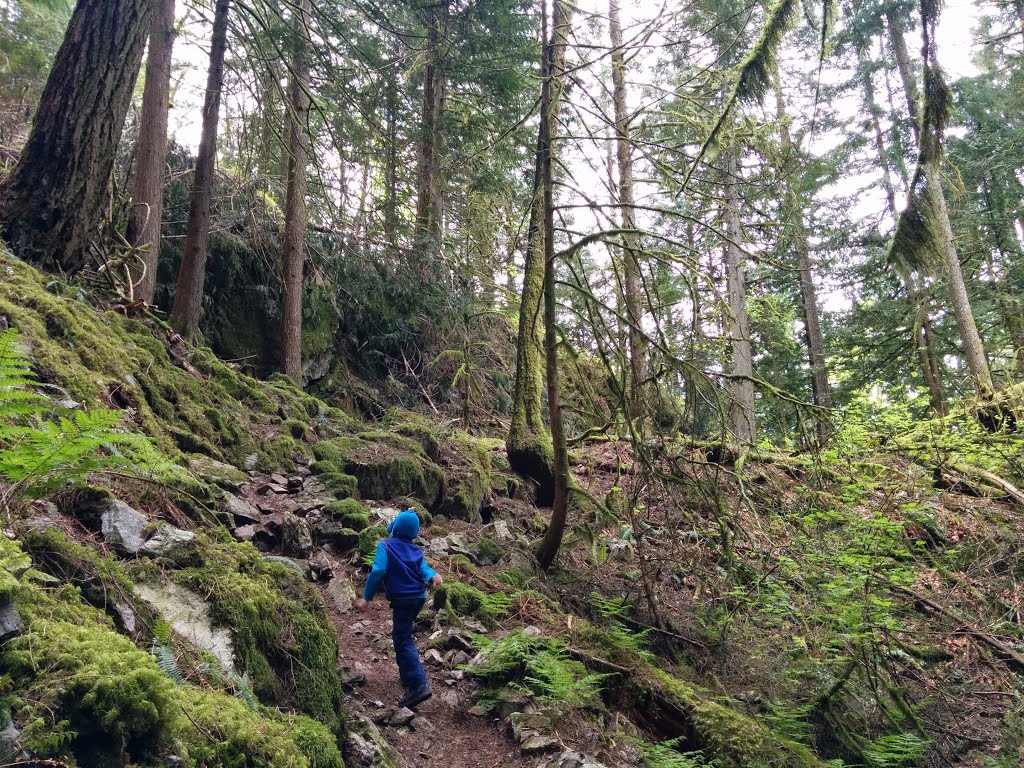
[398,683,432,709]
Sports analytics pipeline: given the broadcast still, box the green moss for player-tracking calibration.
[358,525,387,562]
[646,668,823,768]
[0,256,332,470]
[436,432,492,522]
[323,498,371,531]
[175,687,342,768]
[159,535,345,735]
[258,434,312,473]
[310,460,359,499]
[473,536,503,566]
[283,418,310,440]
[439,581,512,627]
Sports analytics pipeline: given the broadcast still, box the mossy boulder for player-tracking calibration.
[322,498,371,531]
[148,533,345,735]
[436,433,493,522]
[188,455,247,491]
[0,534,343,768]
[313,434,444,507]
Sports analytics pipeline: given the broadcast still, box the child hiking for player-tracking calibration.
[355,509,441,709]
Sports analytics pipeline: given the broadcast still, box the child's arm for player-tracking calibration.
[362,542,389,602]
[419,558,442,588]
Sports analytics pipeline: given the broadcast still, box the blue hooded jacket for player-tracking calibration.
[363,510,436,602]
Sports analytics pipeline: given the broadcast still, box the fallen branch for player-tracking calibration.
[893,584,1024,672]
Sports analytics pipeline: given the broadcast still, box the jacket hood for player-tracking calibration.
[387,510,420,539]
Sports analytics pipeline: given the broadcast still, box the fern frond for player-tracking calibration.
[153,641,184,685]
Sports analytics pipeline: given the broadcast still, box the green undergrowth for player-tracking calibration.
[0,535,342,768]
[469,629,608,717]
[136,531,345,736]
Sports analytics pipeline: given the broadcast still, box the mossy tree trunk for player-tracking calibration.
[170,0,231,341]
[536,0,571,572]
[0,0,156,273]
[723,150,756,444]
[859,43,945,414]
[508,0,571,504]
[127,0,176,304]
[280,0,312,383]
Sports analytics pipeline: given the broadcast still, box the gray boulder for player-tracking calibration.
[281,514,313,558]
[135,582,235,670]
[189,456,246,491]
[222,494,261,525]
[141,524,196,556]
[0,597,24,643]
[101,500,148,554]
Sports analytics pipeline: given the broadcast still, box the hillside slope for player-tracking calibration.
[0,254,1020,768]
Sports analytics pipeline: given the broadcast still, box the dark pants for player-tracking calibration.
[390,597,428,692]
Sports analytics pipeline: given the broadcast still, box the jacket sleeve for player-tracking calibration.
[419,557,437,584]
[363,543,388,601]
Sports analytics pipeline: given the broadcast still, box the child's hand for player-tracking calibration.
[431,574,443,588]
[355,598,369,612]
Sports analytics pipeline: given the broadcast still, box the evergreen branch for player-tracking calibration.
[680,0,800,194]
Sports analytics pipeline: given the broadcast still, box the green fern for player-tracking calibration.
[152,641,184,686]
[0,328,173,496]
[861,733,927,767]
[629,736,713,768]
[470,630,607,711]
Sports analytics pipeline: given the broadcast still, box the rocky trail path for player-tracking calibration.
[328,593,535,768]
[221,466,545,768]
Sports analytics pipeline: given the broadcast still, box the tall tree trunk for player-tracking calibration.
[414,8,446,276]
[723,151,756,443]
[127,0,176,304]
[536,0,569,571]
[774,79,831,443]
[384,56,400,258]
[170,0,231,341]
[860,46,945,414]
[930,175,994,392]
[909,2,994,393]
[0,0,157,272]
[280,0,312,382]
[507,0,571,503]
[884,11,921,145]
[609,0,644,416]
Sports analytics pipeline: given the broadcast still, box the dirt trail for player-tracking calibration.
[327,588,536,768]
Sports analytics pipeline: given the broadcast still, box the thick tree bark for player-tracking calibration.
[507,0,571,502]
[0,0,156,273]
[860,48,945,414]
[127,0,176,304]
[775,79,831,443]
[170,0,231,341]
[609,0,644,415]
[535,0,570,571]
[723,151,756,444]
[280,0,312,382]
